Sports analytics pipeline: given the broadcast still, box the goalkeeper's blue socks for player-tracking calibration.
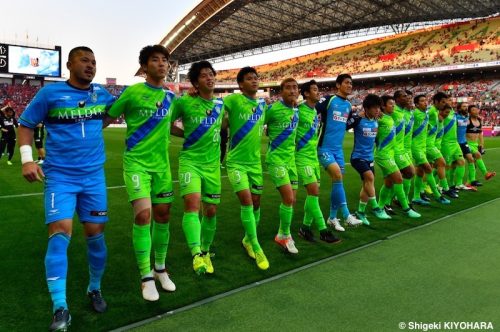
[45,233,70,312]
[86,233,107,292]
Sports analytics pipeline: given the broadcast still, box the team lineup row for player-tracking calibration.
[17,45,495,331]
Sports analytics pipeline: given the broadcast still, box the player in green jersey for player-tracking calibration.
[411,94,450,205]
[171,61,224,275]
[223,67,269,270]
[296,80,340,243]
[440,104,466,194]
[392,90,415,204]
[425,92,456,199]
[376,95,421,218]
[105,45,179,301]
[266,78,300,254]
[465,104,496,186]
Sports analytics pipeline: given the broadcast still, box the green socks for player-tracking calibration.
[254,208,261,228]
[201,215,217,253]
[394,183,409,210]
[133,224,152,277]
[182,212,201,256]
[413,176,424,200]
[378,185,393,208]
[241,205,261,252]
[468,162,477,182]
[476,159,488,175]
[304,195,327,231]
[152,221,170,270]
[368,197,378,210]
[455,165,465,186]
[278,203,293,236]
[358,200,367,213]
[403,178,412,200]
[427,173,441,198]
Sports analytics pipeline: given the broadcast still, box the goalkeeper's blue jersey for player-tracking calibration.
[456,113,468,144]
[20,81,115,176]
[316,95,352,152]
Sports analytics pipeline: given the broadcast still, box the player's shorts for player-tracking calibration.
[226,162,263,195]
[394,151,412,170]
[296,163,321,186]
[375,155,399,178]
[459,142,471,156]
[179,163,221,204]
[318,148,345,173]
[426,146,443,162]
[267,163,298,190]
[350,158,375,180]
[412,147,428,166]
[441,142,463,165]
[34,137,44,149]
[468,141,479,154]
[44,170,107,224]
[123,169,174,204]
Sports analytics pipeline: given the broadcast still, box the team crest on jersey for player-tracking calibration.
[156,101,162,108]
[206,109,212,116]
[252,107,256,113]
[78,101,86,108]
[90,92,98,103]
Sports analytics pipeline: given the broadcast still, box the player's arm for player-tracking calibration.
[170,122,184,137]
[104,89,126,128]
[346,111,361,131]
[19,125,45,182]
[102,114,117,128]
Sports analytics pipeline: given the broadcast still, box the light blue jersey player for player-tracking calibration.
[18,47,115,331]
[316,74,362,231]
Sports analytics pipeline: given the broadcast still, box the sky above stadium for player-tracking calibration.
[2,0,388,85]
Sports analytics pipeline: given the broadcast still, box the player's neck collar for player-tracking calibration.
[335,94,347,100]
[66,80,91,91]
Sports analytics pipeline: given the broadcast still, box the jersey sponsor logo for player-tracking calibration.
[205,193,221,199]
[362,127,377,137]
[332,111,348,123]
[53,107,105,122]
[90,210,108,216]
[156,191,174,198]
[139,107,170,119]
[238,112,262,122]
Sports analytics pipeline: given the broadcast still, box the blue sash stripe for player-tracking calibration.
[443,115,456,135]
[436,128,444,139]
[270,108,299,151]
[296,115,319,151]
[378,129,395,150]
[405,116,414,135]
[126,91,174,151]
[395,120,404,135]
[230,99,265,149]
[183,98,223,149]
[428,125,438,136]
[412,117,429,138]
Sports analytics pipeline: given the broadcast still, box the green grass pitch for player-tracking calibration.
[0,130,499,331]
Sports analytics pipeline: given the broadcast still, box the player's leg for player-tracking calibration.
[0,136,7,160]
[388,170,421,218]
[44,178,77,331]
[179,166,205,275]
[150,171,175,291]
[200,165,222,273]
[374,156,396,219]
[7,136,15,164]
[470,141,495,182]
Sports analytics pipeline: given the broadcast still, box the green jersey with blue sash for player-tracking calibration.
[295,102,320,165]
[171,94,224,166]
[375,113,396,158]
[107,83,175,172]
[412,108,428,149]
[426,105,439,147]
[441,110,458,144]
[224,93,265,165]
[265,101,299,165]
[391,105,406,154]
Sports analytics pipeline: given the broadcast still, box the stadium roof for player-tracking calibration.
[159,0,498,66]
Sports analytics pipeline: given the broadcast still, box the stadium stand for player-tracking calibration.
[217,17,500,82]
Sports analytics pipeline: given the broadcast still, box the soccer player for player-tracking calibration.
[466,104,496,186]
[347,94,391,225]
[18,46,115,331]
[0,106,18,165]
[34,122,46,164]
[316,74,362,232]
[426,92,456,199]
[376,95,421,218]
[411,95,450,205]
[266,78,300,254]
[391,90,415,204]
[105,45,177,301]
[296,80,340,243]
[172,61,224,274]
[223,66,269,269]
[455,102,475,191]
[440,102,466,193]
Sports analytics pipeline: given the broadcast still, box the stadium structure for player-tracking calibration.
[151,0,498,82]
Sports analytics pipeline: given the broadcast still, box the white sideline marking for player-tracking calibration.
[110,197,500,332]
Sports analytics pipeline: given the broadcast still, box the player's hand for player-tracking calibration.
[479,145,485,155]
[187,87,198,97]
[22,162,45,182]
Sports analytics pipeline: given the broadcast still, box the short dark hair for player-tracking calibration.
[432,92,449,103]
[405,89,413,96]
[394,90,406,100]
[236,67,258,84]
[468,104,478,112]
[363,94,382,110]
[441,103,452,111]
[336,74,351,86]
[68,46,93,60]
[414,94,426,105]
[3,106,14,113]
[280,77,297,91]
[300,80,317,99]
[139,45,169,66]
[381,95,394,106]
[188,60,216,86]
